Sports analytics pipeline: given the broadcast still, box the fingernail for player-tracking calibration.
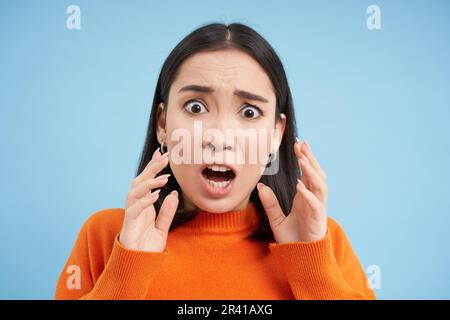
[156,174,171,180]
[150,189,161,196]
[304,139,311,150]
[297,179,306,189]
[159,152,169,162]
[295,137,301,144]
[257,182,264,191]
[152,148,160,159]
[301,153,309,164]
[171,190,178,197]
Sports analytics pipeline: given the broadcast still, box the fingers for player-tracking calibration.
[125,189,161,220]
[294,137,303,161]
[127,174,171,201]
[120,191,160,247]
[299,153,328,204]
[257,182,285,229]
[131,149,169,188]
[294,179,324,214]
[294,138,327,205]
[300,139,326,180]
[155,190,179,233]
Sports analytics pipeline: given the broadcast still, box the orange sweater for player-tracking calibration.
[54,202,376,300]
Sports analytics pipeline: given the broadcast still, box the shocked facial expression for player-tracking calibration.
[157,48,286,213]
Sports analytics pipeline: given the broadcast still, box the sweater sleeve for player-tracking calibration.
[54,212,168,300]
[268,217,376,300]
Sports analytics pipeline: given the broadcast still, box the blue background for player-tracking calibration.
[1,0,449,299]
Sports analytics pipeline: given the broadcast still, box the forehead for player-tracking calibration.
[171,48,275,99]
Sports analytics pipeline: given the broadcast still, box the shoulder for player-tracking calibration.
[64,208,126,283]
[83,207,125,230]
[326,216,345,235]
[326,215,351,243]
[79,208,125,249]
[326,216,356,264]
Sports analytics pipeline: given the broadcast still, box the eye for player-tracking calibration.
[184,100,208,114]
[239,104,262,119]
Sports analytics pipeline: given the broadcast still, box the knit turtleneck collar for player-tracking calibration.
[179,202,261,233]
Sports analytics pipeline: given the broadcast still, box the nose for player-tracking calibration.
[202,116,236,153]
[202,139,233,152]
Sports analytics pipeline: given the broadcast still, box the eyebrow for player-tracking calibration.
[178,84,269,103]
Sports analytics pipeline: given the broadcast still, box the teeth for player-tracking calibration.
[207,165,231,172]
[207,179,230,188]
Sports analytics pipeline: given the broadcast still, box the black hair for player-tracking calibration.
[136,22,300,241]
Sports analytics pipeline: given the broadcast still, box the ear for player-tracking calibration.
[156,102,167,143]
[271,113,286,153]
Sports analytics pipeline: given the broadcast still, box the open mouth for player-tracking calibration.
[201,165,236,189]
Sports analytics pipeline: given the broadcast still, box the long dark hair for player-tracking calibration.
[136,22,300,241]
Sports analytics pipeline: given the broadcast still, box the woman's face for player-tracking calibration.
[157,48,285,213]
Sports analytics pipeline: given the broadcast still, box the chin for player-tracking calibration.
[195,197,238,213]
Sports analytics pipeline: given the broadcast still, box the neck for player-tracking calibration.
[180,191,251,214]
[179,201,260,233]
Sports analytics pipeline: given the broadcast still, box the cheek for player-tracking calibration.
[165,112,202,194]
[232,123,273,190]
[165,111,196,159]
[239,123,273,167]
[169,164,198,188]
[235,163,263,192]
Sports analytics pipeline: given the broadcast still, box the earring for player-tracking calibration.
[266,150,277,168]
[159,138,167,154]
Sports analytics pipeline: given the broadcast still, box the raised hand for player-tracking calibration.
[257,138,328,243]
[119,148,179,252]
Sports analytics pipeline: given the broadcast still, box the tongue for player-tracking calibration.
[205,169,230,182]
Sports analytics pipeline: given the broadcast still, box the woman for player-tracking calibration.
[55,22,376,300]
